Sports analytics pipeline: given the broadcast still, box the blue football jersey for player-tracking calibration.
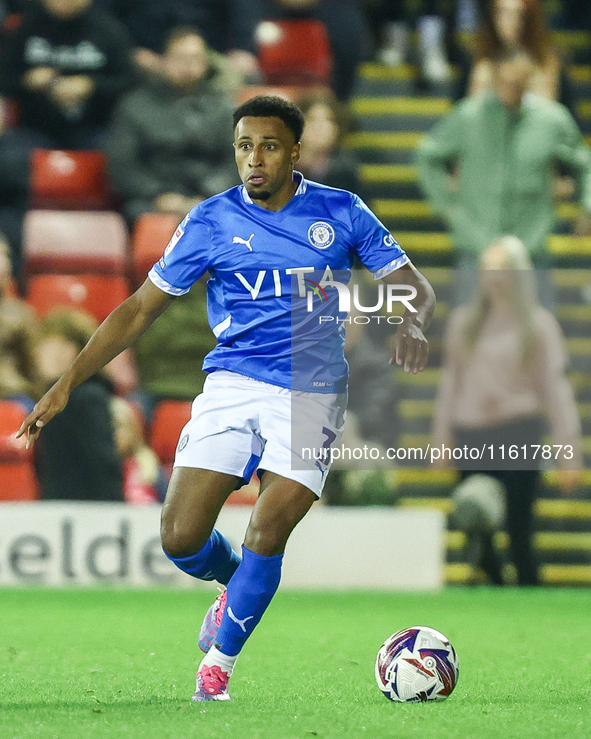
[148,173,409,392]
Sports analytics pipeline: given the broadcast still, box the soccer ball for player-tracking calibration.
[375,626,459,702]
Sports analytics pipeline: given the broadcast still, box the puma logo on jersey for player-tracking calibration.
[227,606,254,632]
[233,233,255,251]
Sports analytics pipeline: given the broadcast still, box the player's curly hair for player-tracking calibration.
[233,96,305,143]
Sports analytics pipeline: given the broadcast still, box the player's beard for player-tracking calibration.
[248,187,272,201]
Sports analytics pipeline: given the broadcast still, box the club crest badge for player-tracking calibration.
[308,221,335,249]
[177,434,190,453]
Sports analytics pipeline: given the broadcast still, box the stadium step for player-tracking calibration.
[553,30,591,54]
[398,493,591,520]
[352,97,451,117]
[370,199,580,230]
[353,62,456,98]
[351,93,449,133]
[360,164,419,184]
[445,562,591,586]
[346,132,424,150]
[355,230,591,264]
[447,531,591,568]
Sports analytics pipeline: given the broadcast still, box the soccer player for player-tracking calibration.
[17,96,436,702]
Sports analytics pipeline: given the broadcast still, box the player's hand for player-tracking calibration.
[50,75,95,108]
[133,47,163,73]
[390,318,429,373]
[23,66,57,91]
[15,382,70,449]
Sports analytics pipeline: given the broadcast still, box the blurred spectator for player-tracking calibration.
[35,308,123,500]
[417,51,591,269]
[0,234,40,412]
[470,0,573,110]
[133,280,215,416]
[255,0,370,101]
[363,0,457,86]
[97,0,261,80]
[105,27,238,224]
[0,0,135,146]
[296,89,364,197]
[103,346,138,399]
[432,236,582,585]
[111,396,164,504]
[0,0,135,275]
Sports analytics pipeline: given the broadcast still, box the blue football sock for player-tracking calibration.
[164,529,241,585]
[216,545,283,657]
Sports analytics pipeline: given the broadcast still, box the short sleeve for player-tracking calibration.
[350,194,409,279]
[148,212,212,296]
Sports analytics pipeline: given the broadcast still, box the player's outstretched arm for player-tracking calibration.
[16,279,174,448]
[382,262,435,374]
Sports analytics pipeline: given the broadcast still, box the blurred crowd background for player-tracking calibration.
[1,0,591,586]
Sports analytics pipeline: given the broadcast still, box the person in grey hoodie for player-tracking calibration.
[106,27,239,224]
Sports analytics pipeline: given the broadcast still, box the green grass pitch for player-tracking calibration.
[1,588,590,739]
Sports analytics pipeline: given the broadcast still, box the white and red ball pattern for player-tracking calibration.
[375,626,459,702]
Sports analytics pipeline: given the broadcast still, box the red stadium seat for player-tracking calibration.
[256,19,332,87]
[0,401,38,501]
[23,210,128,275]
[131,213,180,285]
[149,401,192,472]
[0,464,38,501]
[30,149,113,209]
[2,12,23,33]
[148,400,258,502]
[27,274,130,322]
[0,401,29,463]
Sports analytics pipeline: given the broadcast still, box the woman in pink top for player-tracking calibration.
[433,236,582,584]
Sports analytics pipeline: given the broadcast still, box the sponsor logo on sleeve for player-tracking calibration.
[160,216,188,266]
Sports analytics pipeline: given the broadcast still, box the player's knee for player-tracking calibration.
[160,520,205,559]
[243,524,286,557]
